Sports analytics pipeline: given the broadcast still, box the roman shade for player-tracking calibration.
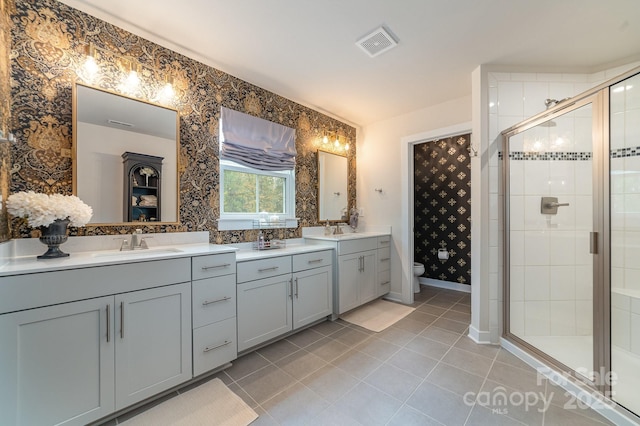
[219,107,296,171]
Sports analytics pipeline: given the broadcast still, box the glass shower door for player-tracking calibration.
[610,72,640,415]
[506,98,597,379]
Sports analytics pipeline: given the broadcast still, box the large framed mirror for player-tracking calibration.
[73,83,179,225]
[317,150,348,222]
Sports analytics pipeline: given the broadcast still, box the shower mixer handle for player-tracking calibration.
[540,196,569,215]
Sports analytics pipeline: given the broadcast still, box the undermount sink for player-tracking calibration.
[91,247,184,258]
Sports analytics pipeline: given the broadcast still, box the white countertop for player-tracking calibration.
[0,243,237,277]
[302,231,390,242]
[235,242,334,262]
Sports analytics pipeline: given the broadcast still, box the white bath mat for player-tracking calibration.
[120,378,258,426]
[341,299,415,332]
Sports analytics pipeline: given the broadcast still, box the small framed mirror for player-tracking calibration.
[317,150,348,222]
[73,83,179,225]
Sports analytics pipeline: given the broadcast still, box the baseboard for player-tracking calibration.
[468,325,492,345]
[500,338,639,426]
[420,278,471,293]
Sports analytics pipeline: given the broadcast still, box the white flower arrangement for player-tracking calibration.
[139,167,156,177]
[6,191,93,228]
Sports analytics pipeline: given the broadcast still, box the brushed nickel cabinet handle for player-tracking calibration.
[106,304,110,343]
[289,279,293,299]
[380,258,390,262]
[295,277,299,298]
[202,263,231,271]
[381,281,391,285]
[204,340,231,352]
[258,266,279,272]
[120,301,124,339]
[202,296,232,306]
[307,259,323,264]
[379,240,390,244]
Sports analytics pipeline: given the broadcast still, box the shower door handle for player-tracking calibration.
[590,232,598,254]
[541,197,570,215]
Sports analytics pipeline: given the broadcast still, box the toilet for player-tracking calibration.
[413,262,425,293]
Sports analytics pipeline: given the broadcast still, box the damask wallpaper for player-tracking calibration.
[414,134,471,284]
[8,0,356,243]
[0,0,14,242]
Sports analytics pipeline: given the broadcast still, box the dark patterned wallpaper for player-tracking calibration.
[0,0,13,242]
[8,0,356,243]
[414,134,471,284]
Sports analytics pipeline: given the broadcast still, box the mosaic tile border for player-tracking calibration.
[611,147,640,159]
[498,151,592,161]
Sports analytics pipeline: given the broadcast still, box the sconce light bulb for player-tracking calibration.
[322,135,328,144]
[83,55,99,75]
[334,138,340,147]
[345,143,350,151]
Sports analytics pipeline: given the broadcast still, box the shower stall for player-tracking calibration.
[502,67,640,419]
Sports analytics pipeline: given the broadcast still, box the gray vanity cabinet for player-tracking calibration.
[0,258,192,426]
[0,296,115,426]
[237,250,333,352]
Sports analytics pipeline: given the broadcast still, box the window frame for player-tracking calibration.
[218,159,296,230]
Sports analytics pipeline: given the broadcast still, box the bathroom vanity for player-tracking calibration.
[304,231,391,315]
[0,234,338,425]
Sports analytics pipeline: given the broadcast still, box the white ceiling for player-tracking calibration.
[59,0,640,126]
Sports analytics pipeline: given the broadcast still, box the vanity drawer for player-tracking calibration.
[378,247,391,272]
[378,269,391,294]
[192,252,236,281]
[192,274,236,328]
[337,237,377,255]
[292,250,333,272]
[237,256,292,283]
[193,317,237,377]
[377,236,391,248]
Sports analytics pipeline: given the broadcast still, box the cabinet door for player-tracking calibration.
[0,297,115,426]
[293,265,333,329]
[115,283,191,410]
[359,251,378,305]
[237,275,293,352]
[338,253,361,314]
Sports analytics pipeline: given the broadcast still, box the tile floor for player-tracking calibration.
[110,286,615,426]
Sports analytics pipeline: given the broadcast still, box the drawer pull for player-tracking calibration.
[307,259,323,264]
[202,263,231,271]
[106,304,110,343]
[381,281,391,285]
[379,240,390,244]
[258,266,279,272]
[204,340,232,352]
[202,296,232,306]
[380,258,390,262]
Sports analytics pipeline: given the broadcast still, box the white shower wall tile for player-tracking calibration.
[612,267,624,289]
[576,301,593,336]
[610,86,626,114]
[490,299,499,328]
[523,195,547,231]
[490,191,501,221]
[612,307,631,351]
[627,82,640,110]
[611,194,625,231]
[509,195,524,230]
[611,230,625,268]
[574,232,592,266]
[524,230,550,265]
[508,132,523,152]
[624,193,640,230]
[537,73,563,81]
[549,265,575,301]
[510,302,525,335]
[490,272,498,300]
[574,116,592,151]
[549,301,577,335]
[625,157,640,192]
[610,111,625,149]
[632,298,640,315]
[625,268,640,292]
[574,161,592,195]
[549,231,576,266]
[525,301,550,335]
[498,115,524,134]
[524,266,550,301]
[562,73,588,82]
[510,265,524,301]
[523,82,549,117]
[631,313,640,356]
[489,87,497,114]
[612,292,631,310]
[624,231,640,269]
[549,82,576,101]
[510,230,525,266]
[489,165,498,195]
[625,108,640,146]
[574,196,592,231]
[498,81,524,116]
[575,266,592,300]
[509,162,524,195]
[524,161,550,195]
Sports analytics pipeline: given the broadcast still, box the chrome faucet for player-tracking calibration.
[119,229,150,250]
[333,222,344,235]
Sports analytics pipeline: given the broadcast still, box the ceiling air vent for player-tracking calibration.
[356,26,398,58]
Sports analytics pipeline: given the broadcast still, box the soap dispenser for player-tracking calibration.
[323,220,331,236]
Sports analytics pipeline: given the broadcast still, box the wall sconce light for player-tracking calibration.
[83,42,99,75]
[322,129,329,144]
[160,75,175,98]
[125,59,141,86]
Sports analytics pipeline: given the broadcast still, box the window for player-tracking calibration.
[219,160,295,229]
